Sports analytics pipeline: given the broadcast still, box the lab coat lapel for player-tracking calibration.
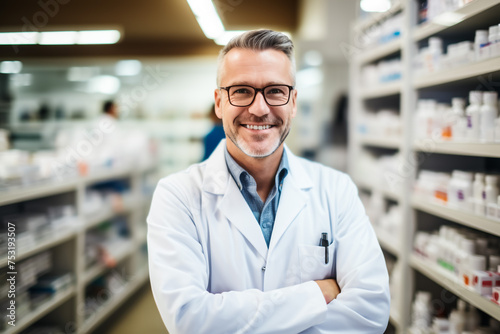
[203,140,268,260]
[270,146,313,250]
[219,181,268,260]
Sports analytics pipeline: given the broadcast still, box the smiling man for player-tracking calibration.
[148,29,390,334]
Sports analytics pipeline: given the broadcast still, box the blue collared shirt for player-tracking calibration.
[224,148,289,247]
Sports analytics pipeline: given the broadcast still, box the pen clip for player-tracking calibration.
[320,232,329,264]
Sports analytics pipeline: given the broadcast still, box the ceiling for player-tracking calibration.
[0,0,299,59]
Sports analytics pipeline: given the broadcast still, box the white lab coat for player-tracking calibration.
[147,140,390,334]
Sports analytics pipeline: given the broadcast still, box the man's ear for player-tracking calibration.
[291,88,297,118]
[214,89,223,119]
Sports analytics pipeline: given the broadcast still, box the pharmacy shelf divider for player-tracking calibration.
[358,39,402,65]
[413,56,500,89]
[413,140,500,158]
[374,227,401,257]
[410,255,500,321]
[359,135,401,149]
[3,286,76,334]
[0,181,78,207]
[360,81,401,99]
[389,308,402,331]
[412,0,500,41]
[354,177,401,202]
[0,227,78,267]
[412,197,500,237]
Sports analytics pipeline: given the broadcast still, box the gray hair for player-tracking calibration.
[216,29,296,87]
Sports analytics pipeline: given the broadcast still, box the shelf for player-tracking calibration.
[360,81,401,99]
[0,226,78,268]
[82,167,135,186]
[374,227,400,257]
[413,56,500,89]
[389,307,402,329]
[413,140,500,158]
[358,38,401,65]
[82,240,135,285]
[0,180,78,206]
[410,255,500,321]
[360,135,401,149]
[354,0,404,31]
[0,164,158,207]
[413,0,500,41]
[79,268,149,334]
[355,178,400,202]
[412,197,500,237]
[3,286,75,334]
[84,194,142,229]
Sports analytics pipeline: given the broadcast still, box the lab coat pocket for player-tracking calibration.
[298,243,335,282]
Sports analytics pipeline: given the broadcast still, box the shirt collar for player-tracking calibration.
[224,145,289,191]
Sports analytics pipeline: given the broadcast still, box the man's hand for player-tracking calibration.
[315,279,341,304]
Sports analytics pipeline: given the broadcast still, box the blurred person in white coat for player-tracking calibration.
[147,29,390,334]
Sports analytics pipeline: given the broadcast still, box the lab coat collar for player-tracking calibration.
[202,139,313,195]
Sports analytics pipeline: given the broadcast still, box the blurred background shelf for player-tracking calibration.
[413,0,500,41]
[413,140,500,158]
[410,255,500,321]
[412,197,500,237]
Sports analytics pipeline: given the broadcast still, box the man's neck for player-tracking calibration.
[227,144,284,202]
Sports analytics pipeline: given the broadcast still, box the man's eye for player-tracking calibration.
[233,88,252,94]
[267,88,285,95]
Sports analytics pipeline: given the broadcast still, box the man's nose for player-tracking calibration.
[248,91,270,117]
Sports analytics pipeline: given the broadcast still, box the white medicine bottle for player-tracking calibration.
[479,91,498,142]
[451,97,466,141]
[485,175,499,204]
[473,173,485,216]
[466,91,482,141]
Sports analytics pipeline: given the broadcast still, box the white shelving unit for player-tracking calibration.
[349,1,500,332]
[0,164,157,334]
[360,81,401,99]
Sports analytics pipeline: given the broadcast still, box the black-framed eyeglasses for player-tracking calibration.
[219,84,294,107]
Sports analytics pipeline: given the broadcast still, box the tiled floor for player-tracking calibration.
[96,284,168,334]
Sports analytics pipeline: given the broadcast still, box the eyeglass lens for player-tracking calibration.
[228,85,290,106]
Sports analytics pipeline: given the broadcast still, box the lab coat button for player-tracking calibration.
[261,266,266,272]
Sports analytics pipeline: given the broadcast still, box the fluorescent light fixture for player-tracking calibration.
[0,61,23,74]
[360,0,391,13]
[0,30,120,45]
[39,31,78,45]
[88,75,121,95]
[0,32,38,45]
[115,60,142,76]
[187,0,225,39]
[77,30,121,44]
[433,12,466,27]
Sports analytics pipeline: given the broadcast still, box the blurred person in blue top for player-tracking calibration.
[202,103,225,161]
[148,29,390,334]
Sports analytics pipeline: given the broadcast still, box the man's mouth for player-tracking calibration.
[242,124,273,130]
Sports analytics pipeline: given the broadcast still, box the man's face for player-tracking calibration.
[214,48,297,159]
